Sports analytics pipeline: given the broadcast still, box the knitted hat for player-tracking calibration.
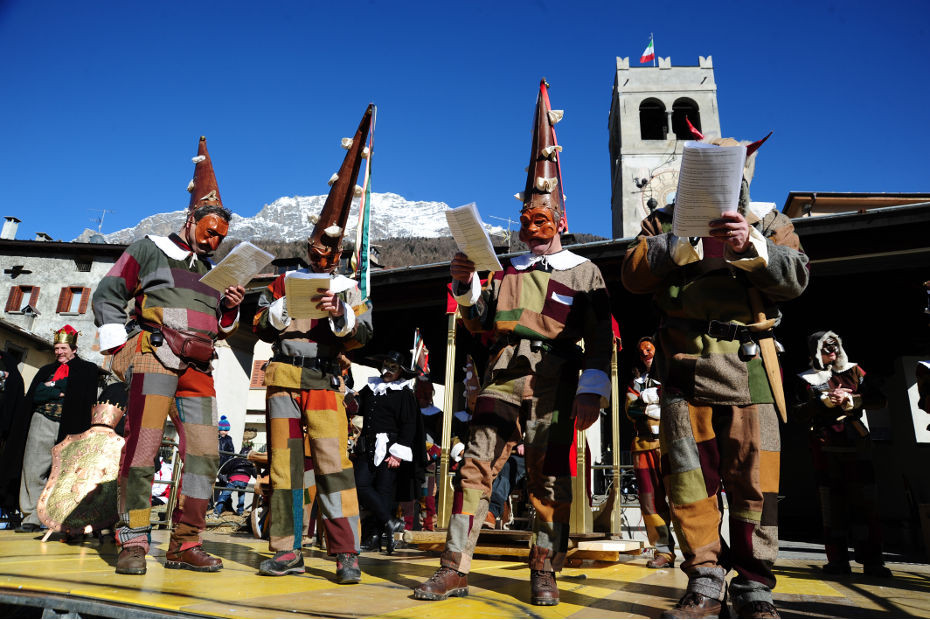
[53,324,79,346]
[187,136,223,212]
[307,104,374,273]
[516,79,566,232]
[218,415,231,432]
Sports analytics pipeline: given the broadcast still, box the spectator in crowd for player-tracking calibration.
[14,326,98,532]
[795,331,891,578]
[215,441,256,517]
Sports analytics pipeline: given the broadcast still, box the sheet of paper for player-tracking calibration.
[444,203,503,272]
[672,141,747,237]
[200,241,275,292]
[284,271,333,319]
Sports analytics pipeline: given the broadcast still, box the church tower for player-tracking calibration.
[607,55,721,238]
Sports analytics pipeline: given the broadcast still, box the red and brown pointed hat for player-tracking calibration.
[516,79,566,230]
[308,104,373,273]
[187,136,223,211]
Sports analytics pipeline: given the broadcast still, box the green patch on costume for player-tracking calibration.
[747,358,774,403]
[730,508,763,524]
[668,467,709,506]
[495,308,524,323]
[513,324,546,340]
[460,487,484,514]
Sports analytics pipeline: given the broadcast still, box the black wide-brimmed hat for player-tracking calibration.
[364,350,416,378]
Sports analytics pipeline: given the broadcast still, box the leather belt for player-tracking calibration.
[491,334,583,363]
[271,354,337,374]
[662,317,773,343]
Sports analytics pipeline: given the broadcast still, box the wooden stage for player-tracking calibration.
[2,528,930,618]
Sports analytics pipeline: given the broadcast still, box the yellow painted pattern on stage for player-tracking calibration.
[1,530,927,618]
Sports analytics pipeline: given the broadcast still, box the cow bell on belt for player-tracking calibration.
[515,79,566,234]
[308,104,373,274]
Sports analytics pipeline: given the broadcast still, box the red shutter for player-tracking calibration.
[78,287,91,314]
[5,287,22,312]
[249,360,268,388]
[28,286,40,308]
[56,287,70,313]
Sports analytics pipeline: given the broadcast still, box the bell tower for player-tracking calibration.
[607,55,721,238]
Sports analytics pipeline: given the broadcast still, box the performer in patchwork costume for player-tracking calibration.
[252,105,373,583]
[625,336,676,569]
[795,330,891,578]
[414,79,612,607]
[93,137,245,575]
[621,128,808,619]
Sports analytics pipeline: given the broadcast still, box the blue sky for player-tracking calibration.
[1,0,927,241]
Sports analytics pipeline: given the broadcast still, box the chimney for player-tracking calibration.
[1,217,21,240]
[35,232,53,242]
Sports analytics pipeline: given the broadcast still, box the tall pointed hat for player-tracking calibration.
[187,136,223,211]
[308,104,373,272]
[517,79,566,230]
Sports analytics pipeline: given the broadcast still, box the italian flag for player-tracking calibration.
[640,37,655,64]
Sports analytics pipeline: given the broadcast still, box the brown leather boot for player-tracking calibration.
[530,570,559,606]
[413,567,468,601]
[115,546,147,575]
[660,591,723,618]
[165,544,223,572]
[733,601,780,619]
[647,552,675,569]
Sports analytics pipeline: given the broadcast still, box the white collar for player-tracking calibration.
[420,405,442,416]
[798,368,833,386]
[368,376,414,395]
[510,249,587,271]
[148,235,193,261]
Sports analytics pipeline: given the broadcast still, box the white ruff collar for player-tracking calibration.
[368,376,414,395]
[511,249,587,271]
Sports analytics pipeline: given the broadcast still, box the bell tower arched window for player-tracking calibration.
[639,98,667,140]
[672,98,701,139]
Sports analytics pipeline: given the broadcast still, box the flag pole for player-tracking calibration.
[652,33,656,67]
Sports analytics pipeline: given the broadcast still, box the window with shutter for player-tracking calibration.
[78,287,91,313]
[56,287,71,313]
[249,360,268,388]
[28,286,39,308]
[5,288,22,312]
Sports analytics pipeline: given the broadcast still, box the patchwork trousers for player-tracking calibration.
[810,437,883,566]
[632,447,675,559]
[117,349,218,552]
[660,397,780,606]
[441,364,576,574]
[265,386,359,555]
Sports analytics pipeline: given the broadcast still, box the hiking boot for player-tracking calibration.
[413,566,468,601]
[530,569,559,606]
[259,550,305,576]
[115,546,147,575]
[647,553,675,569]
[165,545,223,572]
[335,552,361,584]
[863,563,892,578]
[661,591,724,619]
[733,600,780,619]
[822,562,852,576]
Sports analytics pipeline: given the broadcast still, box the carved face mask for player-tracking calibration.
[639,340,655,365]
[191,214,228,255]
[308,242,338,274]
[519,207,559,254]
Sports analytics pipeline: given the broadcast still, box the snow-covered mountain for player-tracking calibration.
[74,192,502,243]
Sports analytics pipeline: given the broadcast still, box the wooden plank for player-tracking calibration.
[575,539,642,553]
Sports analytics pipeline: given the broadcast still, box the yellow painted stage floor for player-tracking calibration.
[1,528,929,618]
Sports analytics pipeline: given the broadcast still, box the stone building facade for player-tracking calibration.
[607,55,722,238]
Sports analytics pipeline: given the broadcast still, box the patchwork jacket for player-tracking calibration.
[253,271,372,391]
[93,234,239,370]
[622,207,809,405]
[453,250,613,404]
